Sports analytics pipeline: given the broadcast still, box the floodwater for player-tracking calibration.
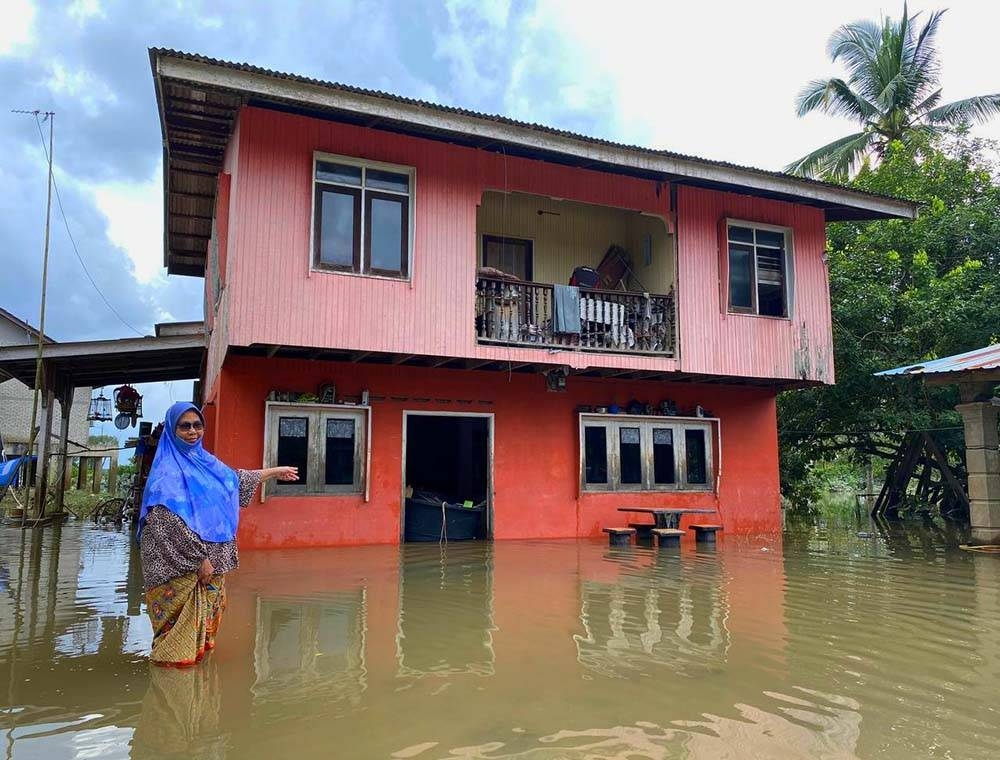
[2,521,1000,759]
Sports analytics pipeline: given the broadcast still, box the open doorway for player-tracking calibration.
[403,413,492,542]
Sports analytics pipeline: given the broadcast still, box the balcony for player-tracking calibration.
[475,276,675,356]
[473,191,676,357]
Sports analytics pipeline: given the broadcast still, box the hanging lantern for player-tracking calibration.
[87,389,113,422]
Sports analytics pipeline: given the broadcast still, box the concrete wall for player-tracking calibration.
[211,354,781,549]
[0,315,90,453]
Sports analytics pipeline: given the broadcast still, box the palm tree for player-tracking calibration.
[786,3,1000,179]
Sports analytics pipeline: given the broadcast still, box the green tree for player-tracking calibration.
[787,4,1000,178]
[779,131,1000,505]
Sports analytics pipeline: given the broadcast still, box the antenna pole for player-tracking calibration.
[15,110,55,524]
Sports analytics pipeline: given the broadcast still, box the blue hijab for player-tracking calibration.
[138,402,240,543]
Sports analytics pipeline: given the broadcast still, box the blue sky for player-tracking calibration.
[1,0,998,445]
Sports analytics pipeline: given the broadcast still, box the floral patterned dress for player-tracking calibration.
[140,469,262,666]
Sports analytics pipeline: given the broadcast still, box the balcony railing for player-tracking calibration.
[475,276,675,356]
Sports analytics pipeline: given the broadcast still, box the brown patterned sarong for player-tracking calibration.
[145,572,227,667]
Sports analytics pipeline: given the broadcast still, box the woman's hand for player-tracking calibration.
[198,557,215,585]
[264,466,299,482]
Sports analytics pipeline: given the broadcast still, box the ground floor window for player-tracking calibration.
[579,414,714,492]
[265,403,368,496]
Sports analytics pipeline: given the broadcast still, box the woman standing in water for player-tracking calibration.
[138,401,298,666]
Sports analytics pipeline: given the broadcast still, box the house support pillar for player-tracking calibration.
[53,384,73,514]
[956,401,1000,544]
[33,382,56,518]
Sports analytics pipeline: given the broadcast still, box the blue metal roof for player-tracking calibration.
[876,343,1000,377]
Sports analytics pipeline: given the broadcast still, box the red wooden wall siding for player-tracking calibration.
[213,355,781,549]
[214,107,833,384]
[676,186,834,382]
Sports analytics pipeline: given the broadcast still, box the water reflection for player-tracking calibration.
[252,591,367,708]
[574,552,730,679]
[132,661,226,760]
[395,544,496,678]
[3,522,1000,758]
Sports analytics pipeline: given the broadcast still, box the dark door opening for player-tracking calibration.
[403,414,490,541]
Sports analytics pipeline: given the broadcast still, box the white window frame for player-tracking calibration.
[726,219,794,319]
[579,413,716,493]
[263,402,371,499]
[310,151,416,281]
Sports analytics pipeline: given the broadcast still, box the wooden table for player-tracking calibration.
[617,507,717,529]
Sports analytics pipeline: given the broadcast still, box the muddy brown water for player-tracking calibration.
[2,521,999,759]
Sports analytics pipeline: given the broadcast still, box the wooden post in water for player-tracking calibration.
[108,455,118,495]
[53,383,72,514]
[91,456,102,494]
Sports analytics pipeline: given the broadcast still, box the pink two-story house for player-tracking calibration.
[150,49,916,549]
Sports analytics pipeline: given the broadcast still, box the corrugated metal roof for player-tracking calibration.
[149,47,920,276]
[876,343,1000,377]
[150,48,914,207]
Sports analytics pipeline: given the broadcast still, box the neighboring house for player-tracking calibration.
[150,49,916,549]
[0,308,90,457]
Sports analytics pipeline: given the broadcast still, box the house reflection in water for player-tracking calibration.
[574,553,730,678]
[395,544,496,678]
[252,590,368,710]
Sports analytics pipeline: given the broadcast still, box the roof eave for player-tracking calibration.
[155,54,917,222]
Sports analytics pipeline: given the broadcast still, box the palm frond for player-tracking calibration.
[912,88,943,117]
[925,94,1000,125]
[912,8,945,75]
[795,78,877,122]
[784,131,873,180]
[828,20,882,101]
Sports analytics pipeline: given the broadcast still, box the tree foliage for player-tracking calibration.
[787,4,1000,178]
[779,131,1000,505]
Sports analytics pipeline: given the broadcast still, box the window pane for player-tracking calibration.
[755,229,784,248]
[325,418,356,486]
[756,248,785,316]
[728,244,753,309]
[619,427,642,484]
[584,426,608,484]
[652,428,676,484]
[728,225,753,243]
[316,161,362,186]
[276,416,309,487]
[366,168,409,193]
[685,429,708,485]
[318,188,358,268]
[369,196,405,273]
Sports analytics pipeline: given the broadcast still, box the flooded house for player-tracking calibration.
[149,49,916,549]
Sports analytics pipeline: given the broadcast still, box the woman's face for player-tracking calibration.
[175,410,205,445]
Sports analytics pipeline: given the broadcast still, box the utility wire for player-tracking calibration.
[32,115,146,338]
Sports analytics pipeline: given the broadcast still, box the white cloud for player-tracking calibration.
[45,61,118,118]
[88,170,166,285]
[0,0,36,56]
[502,0,1000,171]
[67,0,104,24]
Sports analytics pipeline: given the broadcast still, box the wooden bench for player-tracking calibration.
[689,524,722,544]
[602,527,636,546]
[628,522,656,539]
[651,528,685,548]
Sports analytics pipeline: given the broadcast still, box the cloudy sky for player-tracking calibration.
[1,0,998,443]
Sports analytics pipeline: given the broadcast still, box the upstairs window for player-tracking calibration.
[727,222,790,317]
[482,235,533,281]
[313,155,413,278]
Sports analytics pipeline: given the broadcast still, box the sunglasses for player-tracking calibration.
[176,421,205,432]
